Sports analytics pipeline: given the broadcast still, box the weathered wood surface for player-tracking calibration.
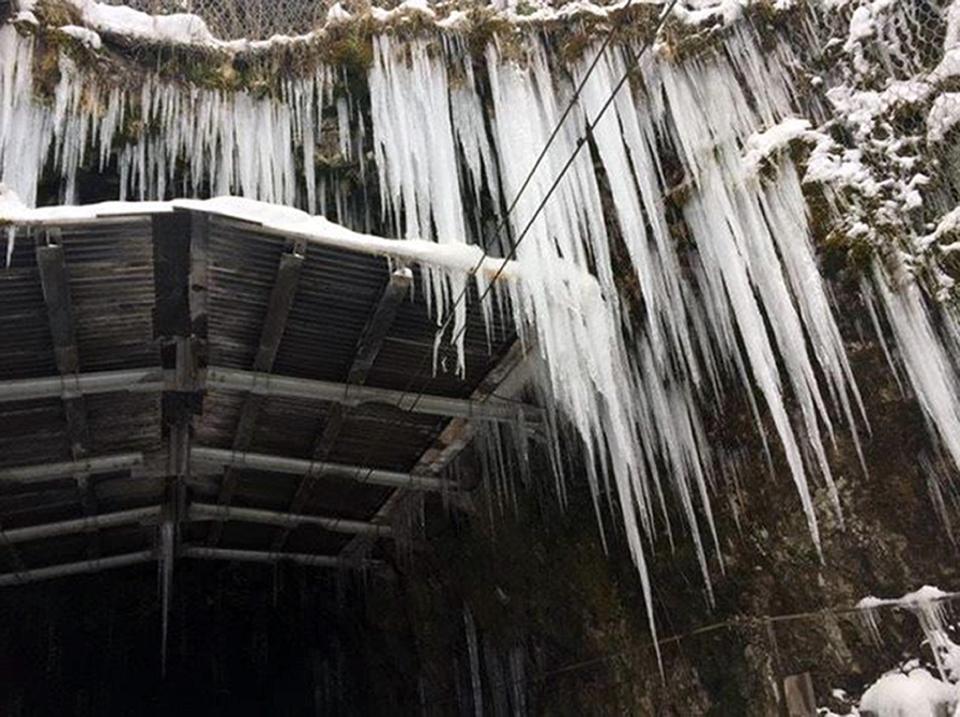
[208,240,306,545]
[271,268,412,551]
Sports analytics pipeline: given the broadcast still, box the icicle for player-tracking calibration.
[368,36,473,375]
[860,586,957,682]
[874,265,960,475]
[4,225,13,268]
[921,452,958,546]
[159,515,174,678]
[857,600,885,646]
[0,26,331,209]
[463,607,483,717]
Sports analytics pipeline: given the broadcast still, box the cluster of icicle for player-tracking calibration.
[0,25,360,214]
[5,1,960,653]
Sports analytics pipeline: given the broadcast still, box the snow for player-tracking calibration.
[17,0,762,52]
[69,0,218,45]
[922,207,960,250]
[370,0,436,23]
[928,94,960,143]
[0,189,525,281]
[859,668,957,717]
[12,10,38,25]
[825,82,933,141]
[673,0,748,26]
[325,2,352,24]
[58,25,102,50]
[742,117,811,175]
[804,134,879,201]
[856,585,951,612]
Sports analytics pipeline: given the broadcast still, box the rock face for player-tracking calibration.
[352,340,955,714]
[3,0,960,712]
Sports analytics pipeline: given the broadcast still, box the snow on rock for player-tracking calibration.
[57,25,102,49]
[859,668,957,717]
[67,0,218,45]
[825,82,933,141]
[325,2,352,24]
[923,207,960,251]
[742,117,811,175]
[856,585,951,614]
[19,0,778,53]
[370,0,436,23]
[928,94,960,143]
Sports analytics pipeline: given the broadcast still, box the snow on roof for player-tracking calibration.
[0,190,526,282]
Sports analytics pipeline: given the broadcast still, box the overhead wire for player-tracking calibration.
[321,0,682,520]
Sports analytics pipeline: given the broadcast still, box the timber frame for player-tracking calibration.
[0,207,536,589]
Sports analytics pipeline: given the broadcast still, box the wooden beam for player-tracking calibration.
[0,367,544,423]
[347,267,412,384]
[181,546,381,571]
[0,453,146,483]
[271,268,411,550]
[0,550,157,587]
[189,503,392,537]
[36,234,100,558]
[152,210,205,678]
[0,506,162,544]
[192,446,451,492]
[208,240,306,545]
[0,501,389,546]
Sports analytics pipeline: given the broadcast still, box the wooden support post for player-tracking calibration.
[36,230,99,558]
[783,673,816,717]
[208,239,306,546]
[271,268,411,551]
[152,210,206,677]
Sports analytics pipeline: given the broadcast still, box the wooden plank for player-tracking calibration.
[189,212,209,368]
[152,213,193,339]
[36,237,98,558]
[36,241,88,452]
[270,268,411,551]
[207,241,306,545]
[784,673,816,717]
[347,267,412,384]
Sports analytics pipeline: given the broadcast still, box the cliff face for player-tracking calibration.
[4,0,960,712]
[358,339,955,714]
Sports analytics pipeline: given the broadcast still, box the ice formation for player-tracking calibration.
[5,0,960,651]
[854,586,960,714]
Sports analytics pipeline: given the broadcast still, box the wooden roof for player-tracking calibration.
[0,207,534,582]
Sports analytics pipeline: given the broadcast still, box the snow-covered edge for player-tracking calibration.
[27,0,764,54]
[0,189,530,281]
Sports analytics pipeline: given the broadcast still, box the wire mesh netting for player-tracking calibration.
[102,0,331,39]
